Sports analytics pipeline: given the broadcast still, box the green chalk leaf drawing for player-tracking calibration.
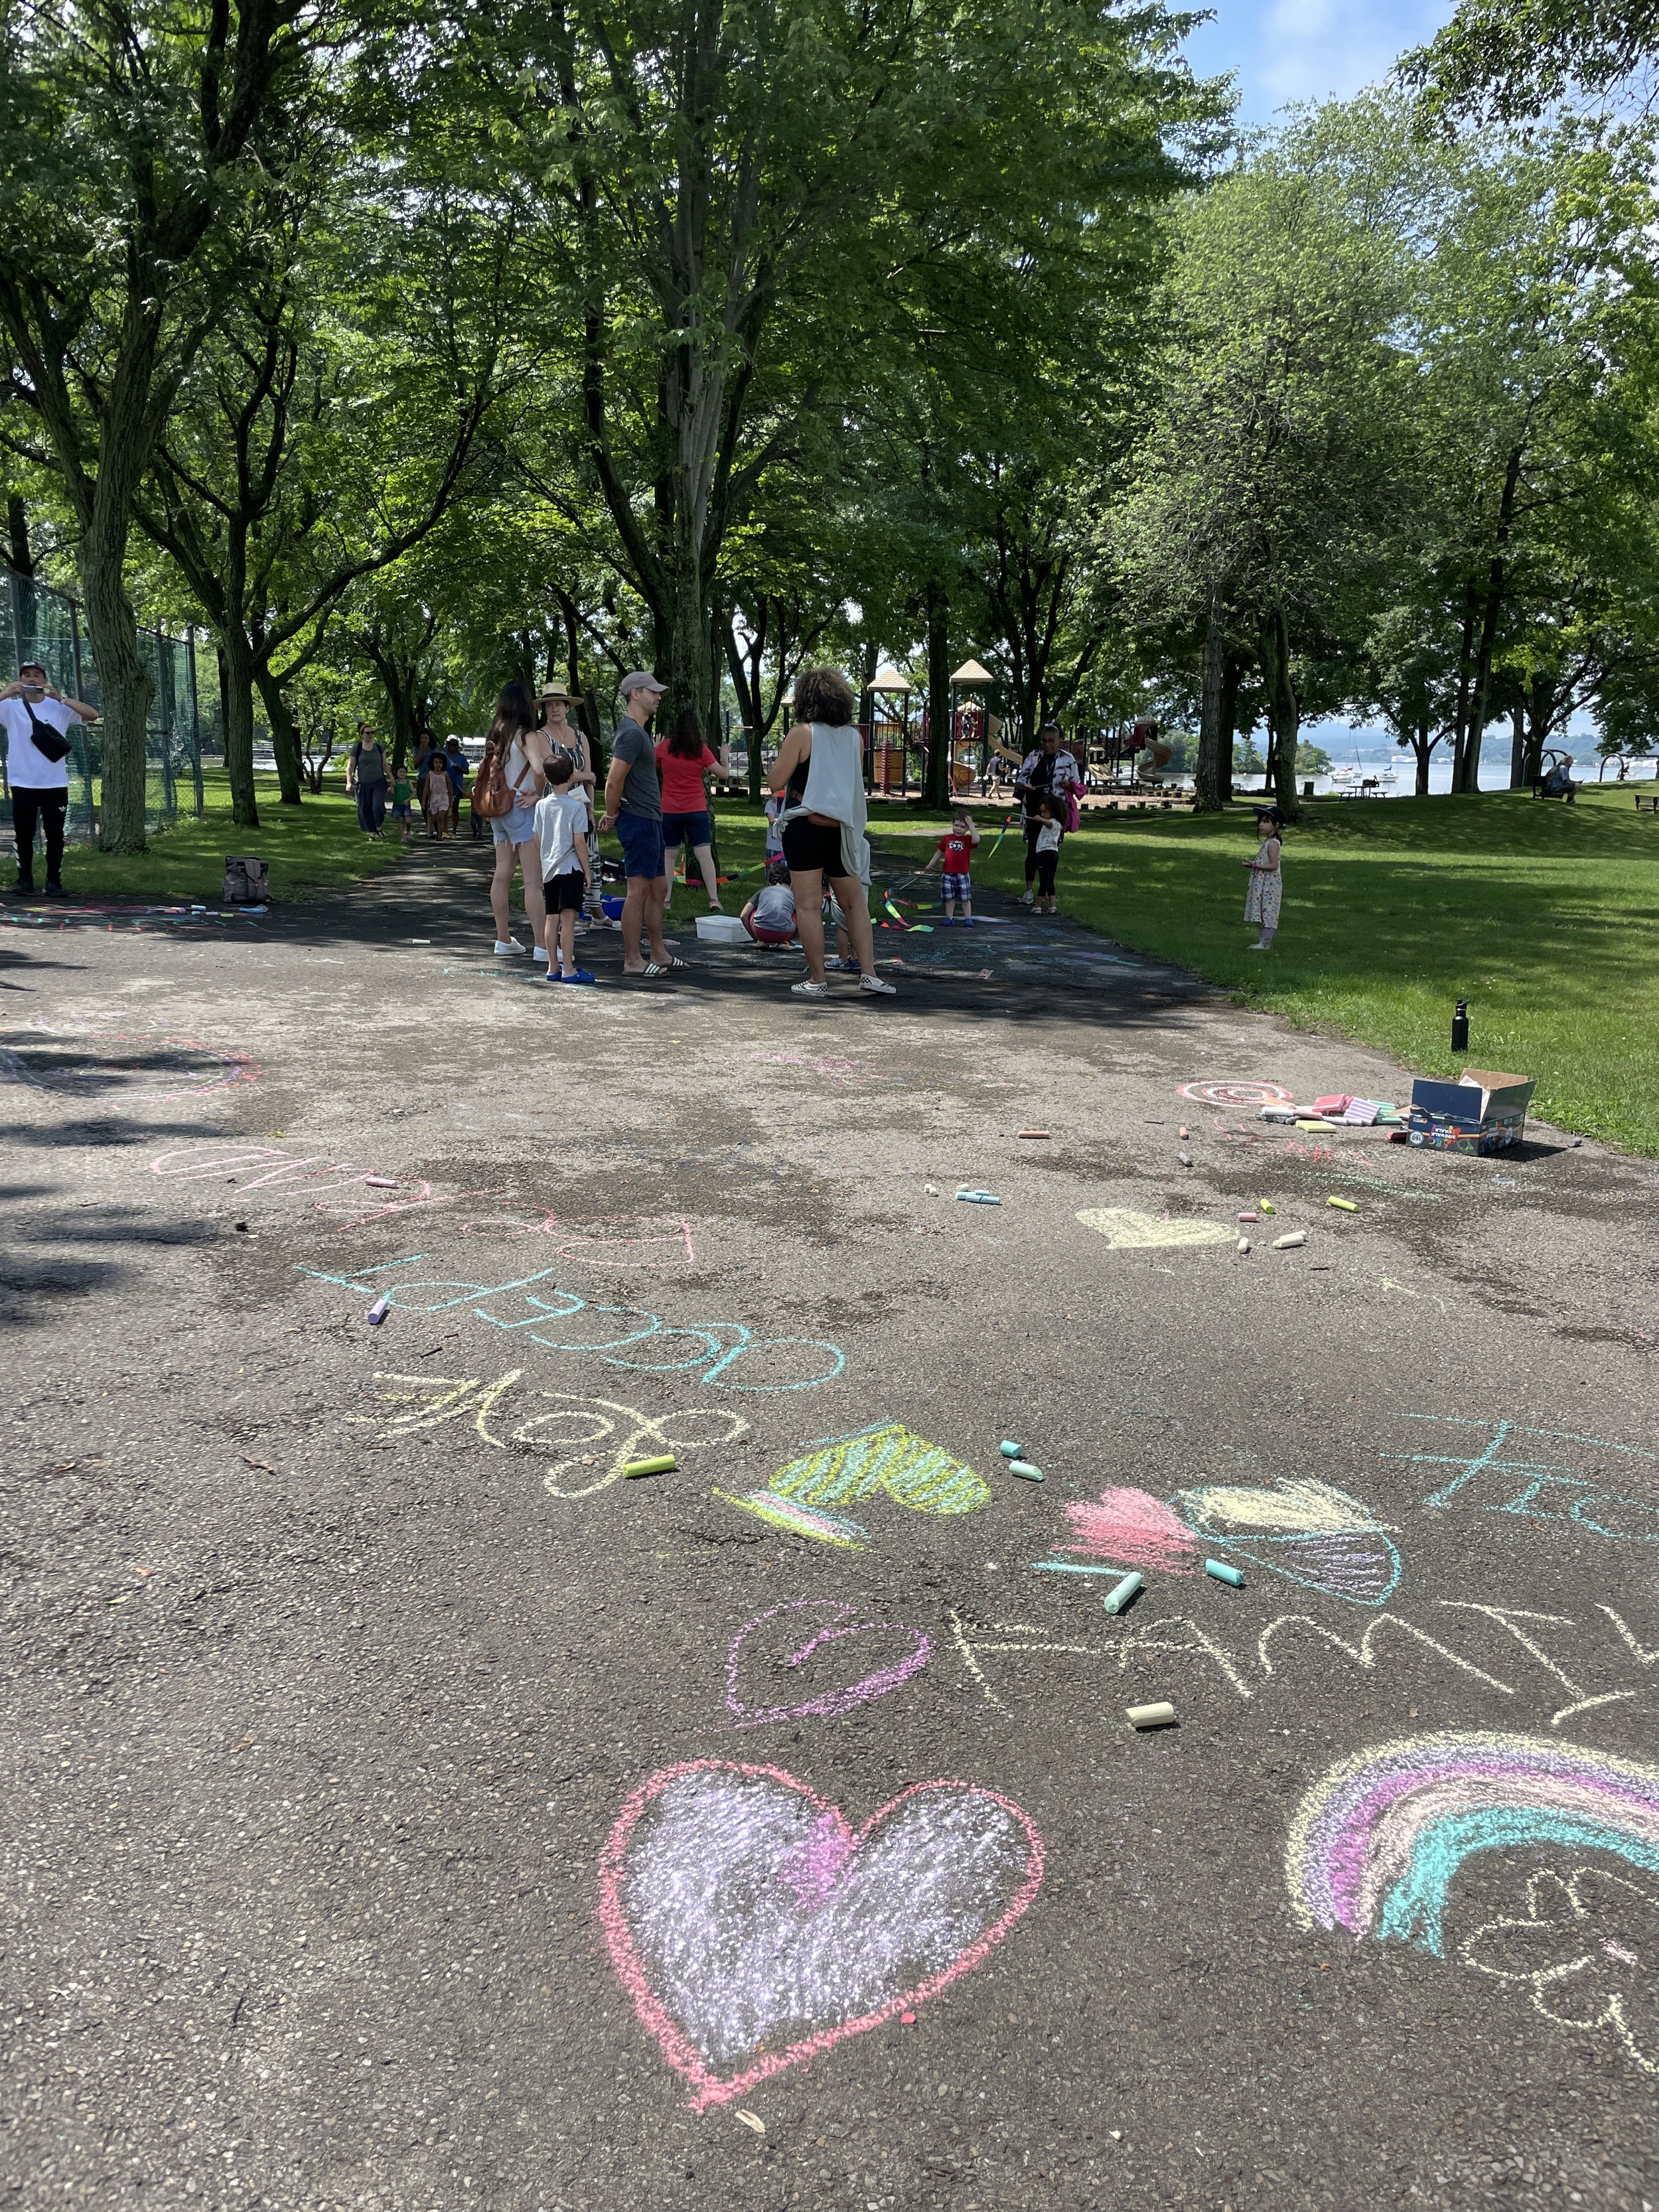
[769,1422,991,1516]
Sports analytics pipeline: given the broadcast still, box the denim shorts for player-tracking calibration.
[662,808,712,848]
[492,802,537,846]
[617,809,666,881]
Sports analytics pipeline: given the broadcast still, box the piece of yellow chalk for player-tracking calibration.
[1127,1701,1177,1730]
[1327,1196,1359,1212]
[622,1454,676,1477]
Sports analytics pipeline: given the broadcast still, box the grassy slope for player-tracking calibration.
[23,769,409,905]
[715,787,1659,1156]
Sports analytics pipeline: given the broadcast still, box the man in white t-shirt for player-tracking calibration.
[1,662,99,897]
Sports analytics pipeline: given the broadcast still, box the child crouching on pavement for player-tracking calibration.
[742,858,798,945]
[534,753,595,984]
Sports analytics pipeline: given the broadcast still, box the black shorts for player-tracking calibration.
[543,872,587,912]
[781,816,844,876]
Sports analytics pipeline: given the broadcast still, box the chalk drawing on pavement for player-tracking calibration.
[151,1144,696,1260]
[3,1022,260,1100]
[1075,1209,1233,1250]
[1386,1416,1659,1544]
[1286,1732,1659,1954]
[1177,1079,1294,1108]
[1461,1865,1659,2079]
[1050,1477,1401,1605]
[363,1370,748,1498]
[597,1759,1045,2110]
[297,1257,843,1392]
[718,1600,931,1729]
[712,1491,871,1547]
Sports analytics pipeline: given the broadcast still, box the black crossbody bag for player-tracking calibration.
[23,700,71,765]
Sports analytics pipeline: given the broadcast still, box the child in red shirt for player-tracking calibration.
[924,809,981,924]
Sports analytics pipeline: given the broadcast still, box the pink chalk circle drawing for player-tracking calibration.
[1,1022,260,1101]
[719,1600,932,1730]
[598,1759,1045,2110]
[1176,1078,1294,1109]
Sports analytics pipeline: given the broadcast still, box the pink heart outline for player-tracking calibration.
[717,1598,932,1730]
[597,1758,1046,2111]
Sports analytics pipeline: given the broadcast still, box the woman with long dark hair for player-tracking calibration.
[482,680,551,959]
[655,709,725,915]
[766,666,894,998]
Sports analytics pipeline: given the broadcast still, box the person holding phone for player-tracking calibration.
[0,662,98,897]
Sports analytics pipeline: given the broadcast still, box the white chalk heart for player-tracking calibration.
[599,1760,1045,2108]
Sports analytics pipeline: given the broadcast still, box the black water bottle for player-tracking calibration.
[1451,999,1469,1054]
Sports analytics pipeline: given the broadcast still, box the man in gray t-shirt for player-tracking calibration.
[598,672,673,974]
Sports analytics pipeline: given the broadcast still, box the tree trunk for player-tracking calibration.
[1219,652,1240,802]
[78,530,153,854]
[1509,704,1526,790]
[1413,722,1433,796]
[1258,607,1301,820]
[255,666,304,805]
[1457,445,1522,795]
[220,632,261,829]
[664,542,712,739]
[923,585,951,809]
[1521,674,1552,786]
[1194,590,1226,813]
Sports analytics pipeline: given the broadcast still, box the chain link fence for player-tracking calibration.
[1,565,203,842]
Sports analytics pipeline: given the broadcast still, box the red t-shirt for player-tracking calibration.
[938,830,975,873]
[656,740,719,815]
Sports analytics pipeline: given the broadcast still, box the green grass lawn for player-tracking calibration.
[713,785,1659,1155]
[22,767,409,905]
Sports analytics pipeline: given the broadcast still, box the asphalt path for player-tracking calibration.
[3,839,1658,2212]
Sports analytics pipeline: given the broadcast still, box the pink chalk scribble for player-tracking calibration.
[777,1810,859,1911]
[1062,1485,1201,1574]
[719,1599,931,1730]
[597,1759,1045,2110]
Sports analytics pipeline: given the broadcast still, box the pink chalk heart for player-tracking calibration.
[719,1599,931,1730]
[599,1759,1045,2109]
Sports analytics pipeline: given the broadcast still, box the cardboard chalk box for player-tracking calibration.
[1407,1069,1536,1152]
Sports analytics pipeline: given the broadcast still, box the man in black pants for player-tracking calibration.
[0,663,99,897]
[1012,722,1081,906]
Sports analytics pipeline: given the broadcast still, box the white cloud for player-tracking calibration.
[1184,0,1457,124]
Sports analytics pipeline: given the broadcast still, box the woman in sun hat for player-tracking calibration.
[541,679,600,923]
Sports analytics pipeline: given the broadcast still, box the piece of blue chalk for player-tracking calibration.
[1102,1572,1143,1615]
[1205,1558,1245,1588]
[999,1440,1023,1459]
[1007,1460,1045,1482]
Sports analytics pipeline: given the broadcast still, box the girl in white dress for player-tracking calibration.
[1244,806,1283,950]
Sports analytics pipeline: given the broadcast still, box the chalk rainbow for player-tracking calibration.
[1287,1732,1659,1955]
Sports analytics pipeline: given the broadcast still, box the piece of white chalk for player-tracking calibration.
[1272,1230,1306,1249]
[366,1293,391,1325]
[1127,1701,1176,1729]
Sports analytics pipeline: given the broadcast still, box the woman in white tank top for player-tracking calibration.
[482,682,552,960]
[767,666,896,999]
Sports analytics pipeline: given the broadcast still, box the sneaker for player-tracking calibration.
[791,978,830,998]
[1019,891,1035,906]
[833,956,861,973]
[494,939,524,956]
[859,973,898,995]
[532,944,549,963]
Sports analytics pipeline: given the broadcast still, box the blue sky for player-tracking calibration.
[1183,0,1456,125]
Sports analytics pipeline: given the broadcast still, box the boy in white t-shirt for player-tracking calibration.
[533,754,595,984]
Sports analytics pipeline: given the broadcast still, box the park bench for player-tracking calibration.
[1635,790,1659,814]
